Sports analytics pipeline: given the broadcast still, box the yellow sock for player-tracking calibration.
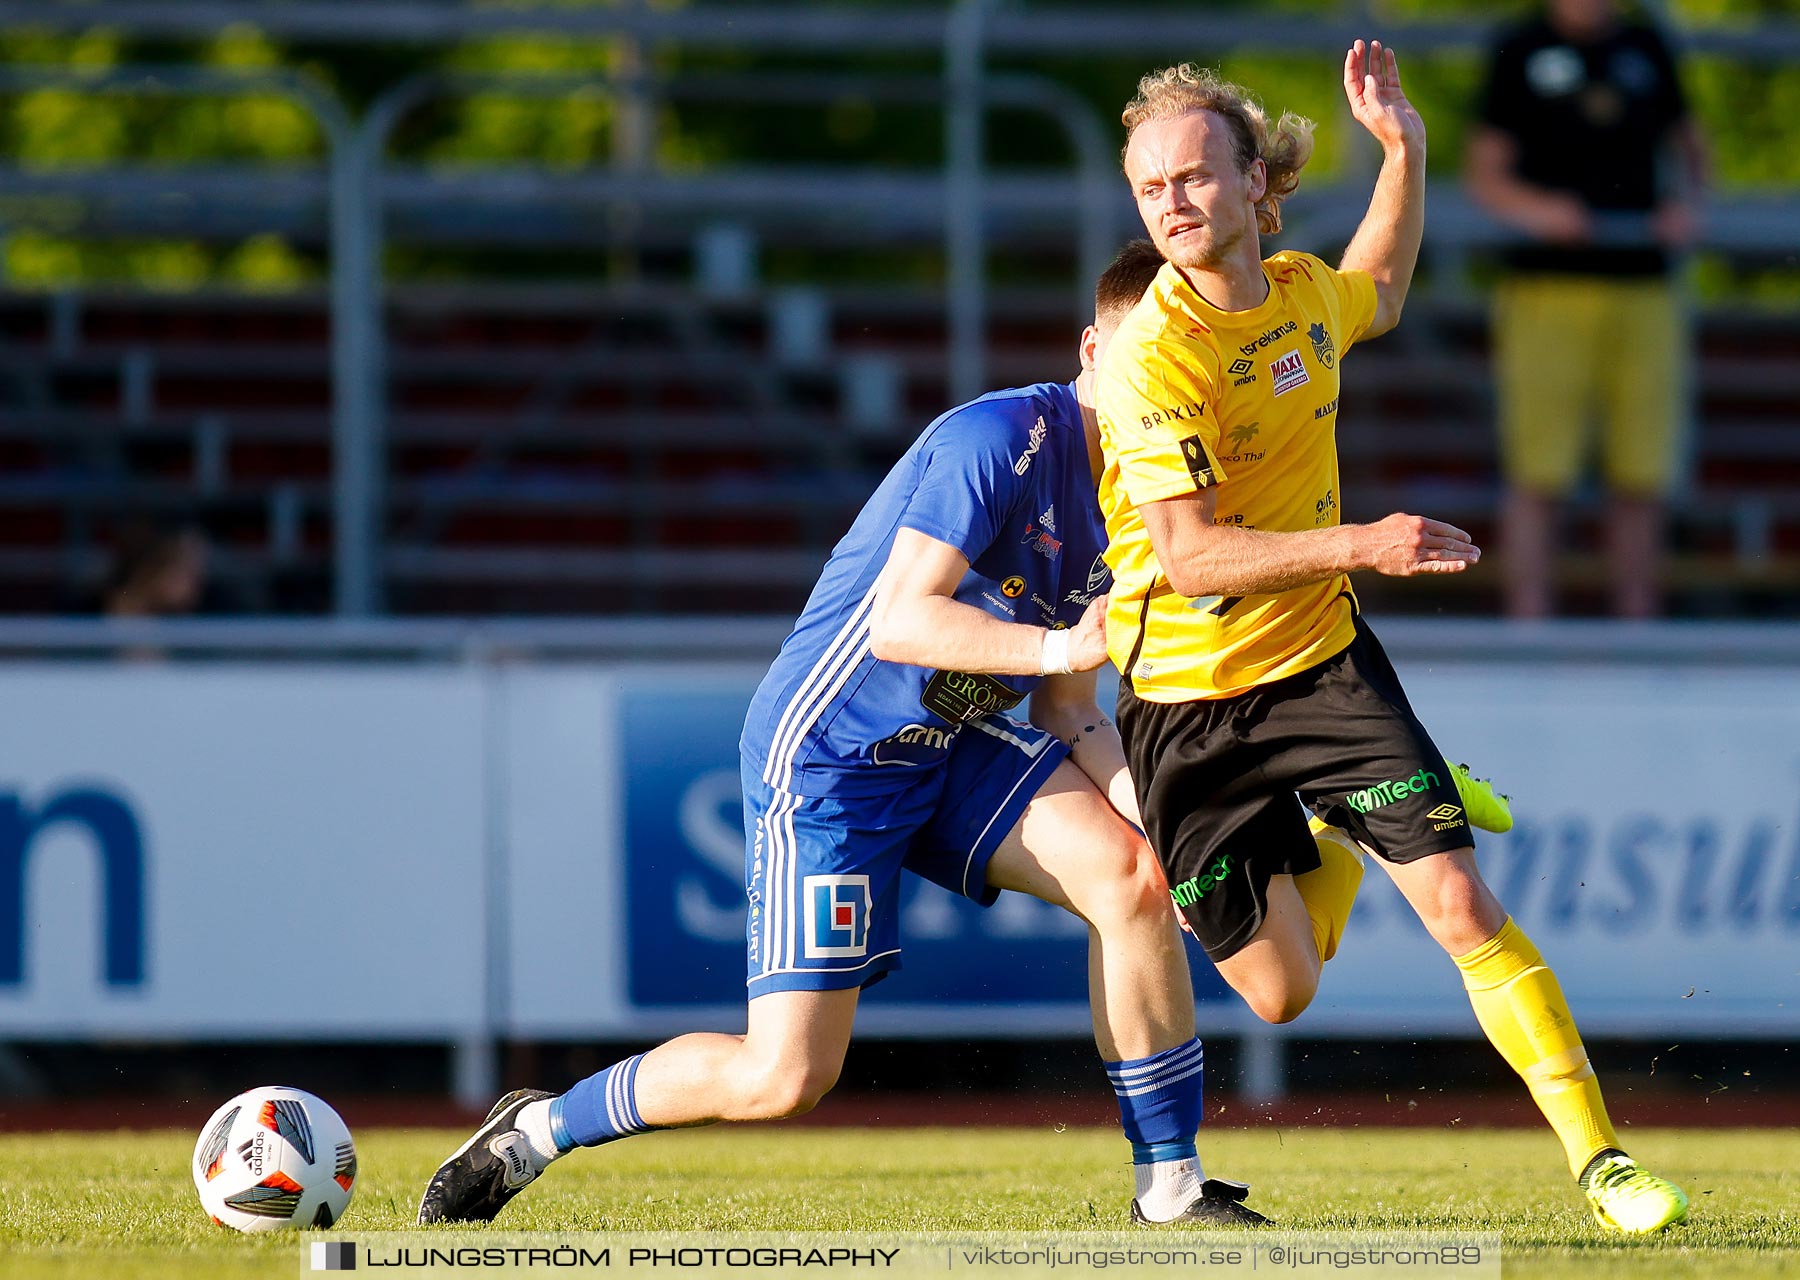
[1454,917,1619,1178]
[1295,817,1364,963]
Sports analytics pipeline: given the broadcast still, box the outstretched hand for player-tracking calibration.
[1344,38,1425,155]
[1358,513,1479,577]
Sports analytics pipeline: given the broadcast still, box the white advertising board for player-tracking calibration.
[0,666,489,1037]
[1318,662,1800,1035]
[498,667,631,1037]
[2,651,1792,1042]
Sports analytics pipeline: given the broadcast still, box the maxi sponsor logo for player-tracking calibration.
[1270,350,1310,397]
[0,786,145,988]
[1346,767,1441,815]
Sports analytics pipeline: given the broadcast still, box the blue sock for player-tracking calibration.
[551,1053,658,1150]
[1105,1037,1204,1165]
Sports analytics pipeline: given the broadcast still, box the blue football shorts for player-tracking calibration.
[742,713,1069,997]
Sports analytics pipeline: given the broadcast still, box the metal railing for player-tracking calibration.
[2,4,1798,616]
[2,614,1798,666]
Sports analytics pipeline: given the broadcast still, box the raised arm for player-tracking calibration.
[1338,39,1427,339]
[868,527,1108,676]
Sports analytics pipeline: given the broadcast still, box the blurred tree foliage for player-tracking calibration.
[0,0,1795,290]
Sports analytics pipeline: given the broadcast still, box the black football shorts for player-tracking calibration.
[1116,616,1473,962]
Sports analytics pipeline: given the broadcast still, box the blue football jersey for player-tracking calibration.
[742,381,1112,797]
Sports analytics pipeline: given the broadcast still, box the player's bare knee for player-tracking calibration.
[779,1059,842,1116]
[1263,987,1316,1025]
[1417,863,1504,951]
[1076,837,1170,930]
[1242,972,1317,1025]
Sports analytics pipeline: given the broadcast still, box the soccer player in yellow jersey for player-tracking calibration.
[1095,45,1688,1233]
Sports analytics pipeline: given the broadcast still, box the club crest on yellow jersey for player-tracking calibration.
[1308,322,1336,369]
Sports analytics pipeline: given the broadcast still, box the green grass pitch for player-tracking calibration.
[2,1126,1796,1280]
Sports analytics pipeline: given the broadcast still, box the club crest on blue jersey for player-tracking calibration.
[804,874,872,958]
[1065,552,1111,606]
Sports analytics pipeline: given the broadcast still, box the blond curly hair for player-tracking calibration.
[1121,64,1315,236]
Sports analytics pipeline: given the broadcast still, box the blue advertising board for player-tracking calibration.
[619,676,1230,1026]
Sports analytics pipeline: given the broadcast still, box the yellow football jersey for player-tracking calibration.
[1096,250,1378,702]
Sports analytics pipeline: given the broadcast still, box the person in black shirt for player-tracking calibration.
[1466,0,1709,618]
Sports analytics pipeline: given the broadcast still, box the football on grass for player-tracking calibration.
[192,1086,356,1231]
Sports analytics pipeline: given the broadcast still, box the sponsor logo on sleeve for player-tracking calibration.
[1270,349,1310,397]
[1013,416,1049,475]
[1140,403,1204,432]
[1179,435,1217,487]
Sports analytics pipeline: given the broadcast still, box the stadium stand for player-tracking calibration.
[2,9,1798,619]
[4,279,1797,617]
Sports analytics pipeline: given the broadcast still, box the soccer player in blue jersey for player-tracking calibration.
[420,242,1270,1228]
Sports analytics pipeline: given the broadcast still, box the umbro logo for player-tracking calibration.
[1427,802,1466,832]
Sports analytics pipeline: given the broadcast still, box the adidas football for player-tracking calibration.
[192,1086,357,1231]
